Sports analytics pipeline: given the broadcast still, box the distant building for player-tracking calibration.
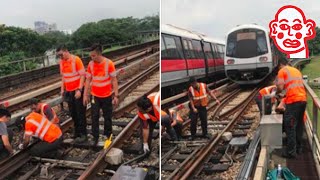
[48,23,57,31]
[34,21,58,34]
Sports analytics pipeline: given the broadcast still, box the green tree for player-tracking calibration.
[308,27,320,56]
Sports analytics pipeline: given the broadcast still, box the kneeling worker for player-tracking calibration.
[255,85,277,115]
[29,98,60,125]
[0,108,14,159]
[19,112,63,157]
[161,109,183,141]
[137,92,160,154]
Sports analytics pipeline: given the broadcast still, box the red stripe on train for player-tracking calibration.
[162,58,224,72]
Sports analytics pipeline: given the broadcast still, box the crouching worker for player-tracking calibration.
[19,112,63,157]
[161,109,183,141]
[255,85,278,115]
[137,92,160,154]
[29,98,60,125]
[0,108,14,160]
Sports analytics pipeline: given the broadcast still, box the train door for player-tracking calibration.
[191,39,206,78]
[217,44,225,72]
[203,42,216,77]
[212,43,222,73]
[182,38,195,77]
[162,34,188,86]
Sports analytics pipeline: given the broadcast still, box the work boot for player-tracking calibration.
[75,135,87,143]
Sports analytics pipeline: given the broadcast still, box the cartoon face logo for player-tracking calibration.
[269,5,316,58]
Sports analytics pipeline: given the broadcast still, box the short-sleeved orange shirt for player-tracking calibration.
[60,55,85,91]
[86,58,116,98]
[276,66,306,104]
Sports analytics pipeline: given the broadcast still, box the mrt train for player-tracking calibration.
[224,24,281,85]
[161,24,225,96]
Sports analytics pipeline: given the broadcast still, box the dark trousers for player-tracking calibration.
[29,136,63,157]
[91,96,113,139]
[140,119,157,150]
[0,128,13,160]
[190,105,208,137]
[284,101,306,155]
[255,94,262,115]
[161,115,177,141]
[174,122,183,140]
[65,90,87,137]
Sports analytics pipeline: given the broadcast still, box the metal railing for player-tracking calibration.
[303,81,320,176]
[0,38,158,77]
[294,57,320,176]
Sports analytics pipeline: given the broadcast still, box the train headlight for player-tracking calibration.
[227,59,235,64]
[259,56,268,62]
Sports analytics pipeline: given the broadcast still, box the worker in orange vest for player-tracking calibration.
[29,98,59,125]
[188,77,220,140]
[276,60,307,158]
[83,43,119,146]
[57,45,87,143]
[277,98,307,122]
[161,109,184,141]
[0,108,14,160]
[255,85,277,115]
[18,112,63,157]
[137,92,160,154]
[170,109,184,140]
[161,110,177,141]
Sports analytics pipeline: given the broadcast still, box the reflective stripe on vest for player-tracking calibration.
[281,66,306,104]
[40,103,59,124]
[260,85,276,96]
[89,58,111,88]
[153,92,160,115]
[190,83,207,100]
[283,67,304,91]
[60,55,81,82]
[28,116,51,140]
[138,92,160,122]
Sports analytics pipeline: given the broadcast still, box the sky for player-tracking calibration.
[0,0,159,31]
[162,0,320,40]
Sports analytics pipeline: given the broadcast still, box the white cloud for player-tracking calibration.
[0,0,159,30]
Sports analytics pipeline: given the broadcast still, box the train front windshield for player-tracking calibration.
[226,29,268,58]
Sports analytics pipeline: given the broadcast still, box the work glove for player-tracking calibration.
[18,144,24,150]
[143,143,150,153]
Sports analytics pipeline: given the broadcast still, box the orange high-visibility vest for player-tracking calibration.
[38,103,59,124]
[60,55,85,91]
[276,66,306,104]
[169,110,183,123]
[25,112,62,143]
[87,58,116,98]
[138,92,161,122]
[189,83,208,107]
[259,85,277,103]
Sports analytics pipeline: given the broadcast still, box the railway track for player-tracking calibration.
[2,46,159,115]
[161,85,262,180]
[0,54,159,179]
[0,41,158,102]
